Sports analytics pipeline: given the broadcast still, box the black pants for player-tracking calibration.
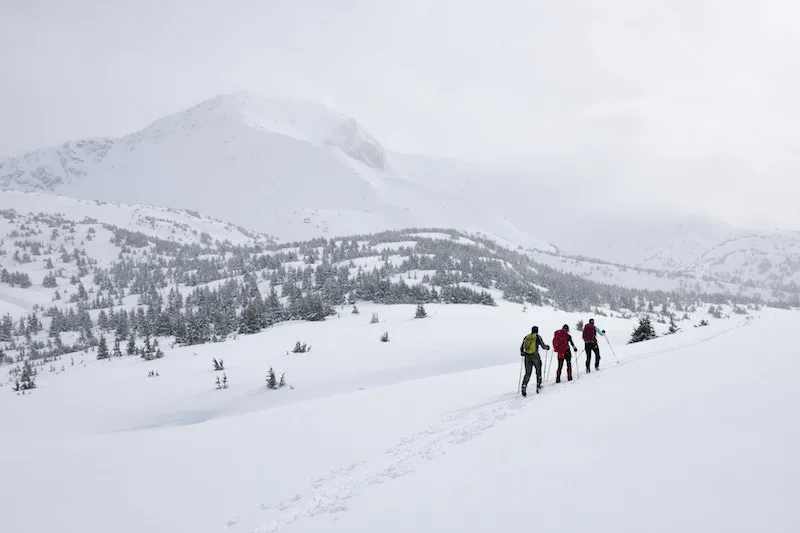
[585,342,600,370]
[556,352,572,381]
[522,352,542,391]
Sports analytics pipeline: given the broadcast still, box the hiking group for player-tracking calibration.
[518,318,606,396]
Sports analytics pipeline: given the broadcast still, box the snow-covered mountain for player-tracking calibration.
[2,92,799,296]
[0,92,555,254]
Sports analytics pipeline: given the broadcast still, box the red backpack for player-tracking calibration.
[583,323,595,342]
[553,329,569,354]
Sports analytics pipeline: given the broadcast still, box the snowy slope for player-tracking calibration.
[0,190,271,246]
[1,301,795,532]
[0,190,272,315]
[2,92,800,295]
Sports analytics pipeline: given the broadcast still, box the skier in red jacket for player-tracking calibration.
[582,318,605,372]
[553,324,578,383]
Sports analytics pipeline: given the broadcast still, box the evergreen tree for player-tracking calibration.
[668,315,679,334]
[14,360,37,391]
[0,314,13,342]
[126,336,136,356]
[629,316,657,344]
[414,303,427,318]
[266,367,278,389]
[97,335,110,359]
[113,338,123,357]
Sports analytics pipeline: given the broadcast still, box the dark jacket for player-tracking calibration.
[520,333,548,355]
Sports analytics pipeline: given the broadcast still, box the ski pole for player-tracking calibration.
[604,336,619,364]
[518,358,524,394]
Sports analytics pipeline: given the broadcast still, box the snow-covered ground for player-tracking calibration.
[2,300,795,533]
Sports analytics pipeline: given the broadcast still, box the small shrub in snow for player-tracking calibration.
[696,319,710,327]
[380,331,389,342]
[668,315,679,334]
[370,313,379,324]
[414,304,427,318]
[147,369,159,377]
[576,319,584,332]
[351,304,360,315]
[708,305,722,319]
[213,358,224,371]
[113,338,123,358]
[265,367,287,390]
[292,341,310,353]
[628,316,657,344]
[216,373,228,389]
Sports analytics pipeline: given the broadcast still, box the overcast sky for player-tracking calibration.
[2,0,799,230]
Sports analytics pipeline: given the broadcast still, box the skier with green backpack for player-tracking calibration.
[519,326,550,396]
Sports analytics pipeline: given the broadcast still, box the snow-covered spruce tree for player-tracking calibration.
[213,358,224,371]
[266,367,278,389]
[42,272,57,288]
[370,313,379,324]
[668,315,679,334]
[576,319,584,332]
[126,336,136,356]
[414,303,427,318]
[14,360,37,391]
[113,338,123,357]
[96,335,110,360]
[629,316,657,344]
[380,331,389,342]
[292,341,310,353]
[153,339,164,359]
[351,304,359,315]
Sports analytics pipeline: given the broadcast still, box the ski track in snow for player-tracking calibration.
[223,318,749,532]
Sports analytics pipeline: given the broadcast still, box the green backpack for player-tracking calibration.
[522,333,538,354]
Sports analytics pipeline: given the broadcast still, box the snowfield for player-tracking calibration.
[2,302,797,533]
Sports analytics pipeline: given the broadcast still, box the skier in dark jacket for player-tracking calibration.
[582,318,605,372]
[520,326,549,396]
[553,324,578,383]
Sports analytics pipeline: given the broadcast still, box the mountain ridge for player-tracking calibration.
[1,92,799,297]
